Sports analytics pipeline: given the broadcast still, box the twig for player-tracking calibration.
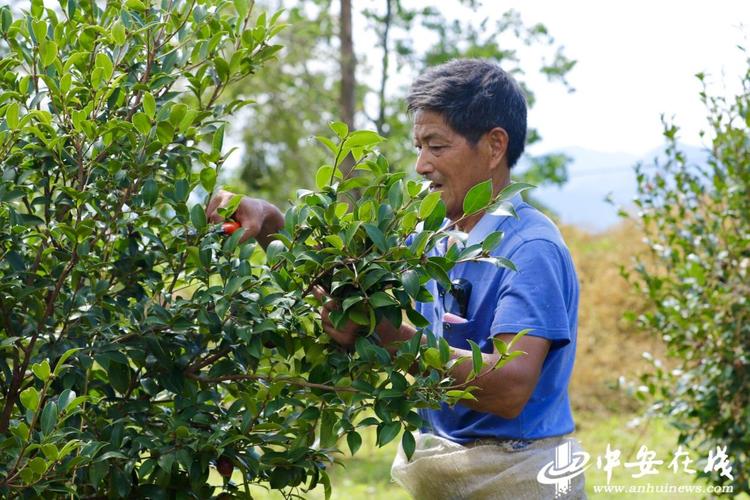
[185,371,359,394]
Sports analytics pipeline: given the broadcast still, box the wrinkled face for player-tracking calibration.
[412,110,494,222]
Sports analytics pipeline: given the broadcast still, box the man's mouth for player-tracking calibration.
[429,182,443,192]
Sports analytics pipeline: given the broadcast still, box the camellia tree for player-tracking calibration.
[0,0,529,496]
[625,58,750,493]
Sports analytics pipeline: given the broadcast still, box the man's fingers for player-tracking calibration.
[312,286,328,303]
[206,192,228,223]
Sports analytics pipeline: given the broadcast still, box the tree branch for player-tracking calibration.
[185,371,360,393]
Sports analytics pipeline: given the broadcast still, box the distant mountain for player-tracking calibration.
[522,143,709,231]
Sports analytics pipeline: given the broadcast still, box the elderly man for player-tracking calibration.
[209,59,585,499]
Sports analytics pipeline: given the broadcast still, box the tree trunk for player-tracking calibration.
[375,0,393,136]
[339,0,355,175]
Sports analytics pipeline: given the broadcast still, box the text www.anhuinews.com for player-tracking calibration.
[592,483,733,495]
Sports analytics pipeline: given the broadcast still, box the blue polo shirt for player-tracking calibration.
[417,195,579,442]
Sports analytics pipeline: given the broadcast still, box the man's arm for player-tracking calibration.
[314,287,549,419]
[206,190,284,248]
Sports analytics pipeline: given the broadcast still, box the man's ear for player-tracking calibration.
[486,127,509,171]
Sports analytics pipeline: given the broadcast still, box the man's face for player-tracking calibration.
[412,110,494,222]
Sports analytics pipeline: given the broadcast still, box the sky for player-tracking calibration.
[483,0,750,156]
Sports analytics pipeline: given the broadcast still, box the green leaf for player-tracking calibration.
[492,337,508,356]
[315,135,337,154]
[346,431,362,455]
[406,308,429,328]
[368,291,397,308]
[108,362,131,394]
[467,339,483,377]
[377,422,401,447]
[58,389,76,412]
[319,410,337,449]
[508,328,531,352]
[445,389,478,401]
[315,165,334,189]
[132,112,151,135]
[463,179,493,216]
[20,387,39,411]
[31,0,43,18]
[190,203,206,231]
[364,224,387,252]
[423,347,442,369]
[32,20,47,43]
[324,234,344,250]
[439,337,451,364]
[488,201,516,218]
[32,360,51,381]
[40,401,58,434]
[225,275,251,296]
[200,167,217,192]
[494,350,526,370]
[95,52,113,81]
[476,256,516,271]
[53,348,80,376]
[91,67,104,88]
[28,457,47,475]
[423,199,446,231]
[424,260,451,288]
[342,295,363,312]
[419,191,441,219]
[402,270,420,299]
[40,41,58,67]
[125,0,146,11]
[217,194,242,218]
[142,92,156,119]
[345,130,384,149]
[112,21,126,45]
[265,239,285,265]
[1,8,11,33]
[5,102,19,129]
[497,182,535,202]
[212,124,225,155]
[141,178,158,205]
[41,444,59,461]
[156,121,174,146]
[482,231,504,253]
[329,121,348,139]
[401,431,416,461]
[169,103,187,126]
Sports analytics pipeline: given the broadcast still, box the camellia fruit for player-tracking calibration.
[222,221,240,235]
[216,456,234,478]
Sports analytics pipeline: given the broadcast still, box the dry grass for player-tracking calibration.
[562,221,665,417]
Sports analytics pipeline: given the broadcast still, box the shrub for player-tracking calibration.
[625,58,750,493]
[0,1,524,496]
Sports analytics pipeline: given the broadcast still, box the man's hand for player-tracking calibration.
[206,190,284,248]
[312,286,359,350]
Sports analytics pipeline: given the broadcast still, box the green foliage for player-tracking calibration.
[625,57,750,493]
[0,1,525,496]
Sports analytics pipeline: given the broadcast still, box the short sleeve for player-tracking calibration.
[491,239,574,346]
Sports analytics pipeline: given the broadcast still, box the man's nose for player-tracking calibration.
[415,150,432,176]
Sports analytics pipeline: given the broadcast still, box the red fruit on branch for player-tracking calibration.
[222,221,240,235]
[216,455,234,478]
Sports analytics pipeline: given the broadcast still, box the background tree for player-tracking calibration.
[231,0,576,206]
[624,54,750,493]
